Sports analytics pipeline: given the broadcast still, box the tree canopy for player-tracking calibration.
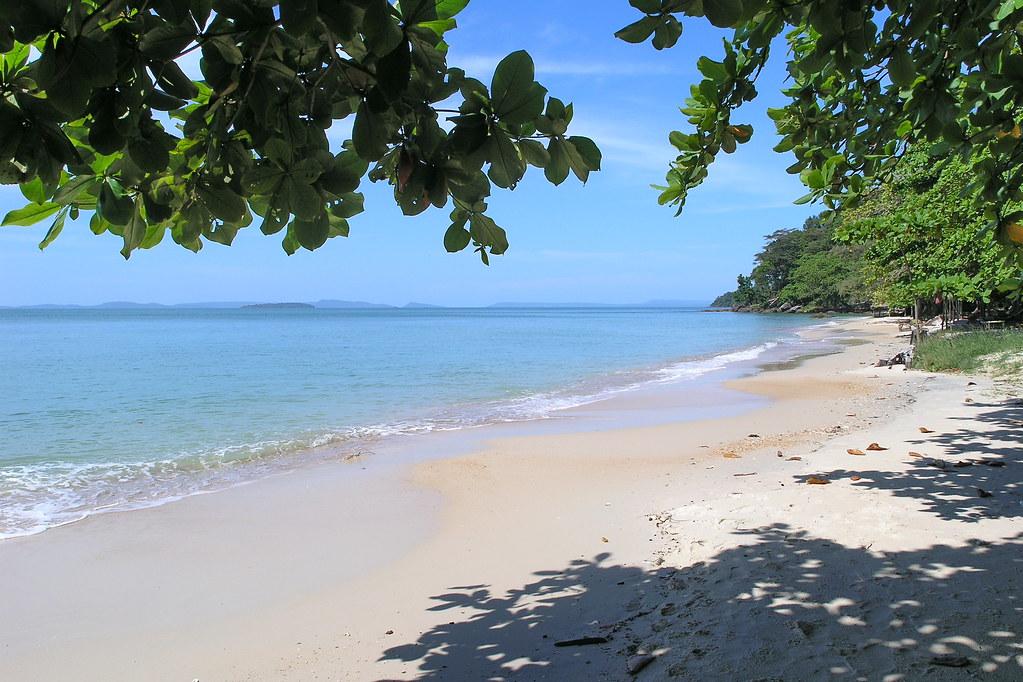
[837,151,1018,307]
[0,0,600,261]
[5,0,1023,262]
[618,0,1023,247]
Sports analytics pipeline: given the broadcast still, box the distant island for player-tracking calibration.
[241,303,315,310]
[3,299,713,311]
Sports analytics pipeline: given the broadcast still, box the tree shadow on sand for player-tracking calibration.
[799,397,1023,522]
[379,527,1023,680]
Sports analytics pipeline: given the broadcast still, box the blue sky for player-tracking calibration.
[0,2,816,306]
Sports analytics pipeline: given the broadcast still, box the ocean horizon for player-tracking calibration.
[0,306,822,538]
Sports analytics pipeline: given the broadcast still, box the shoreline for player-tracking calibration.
[3,317,1021,680]
[0,313,829,541]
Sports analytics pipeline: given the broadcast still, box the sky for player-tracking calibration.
[0,2,817,307]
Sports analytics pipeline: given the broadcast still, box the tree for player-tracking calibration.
[837,151,1018,309]
[0,1,600,261]
[618,0,1023,247]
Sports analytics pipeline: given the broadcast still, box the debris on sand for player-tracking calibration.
[627,654,657,675]
[554,636,609,648]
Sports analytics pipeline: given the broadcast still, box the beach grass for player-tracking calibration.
[914,329,1023,375]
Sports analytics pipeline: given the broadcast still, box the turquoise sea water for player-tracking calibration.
[0,307,818,537]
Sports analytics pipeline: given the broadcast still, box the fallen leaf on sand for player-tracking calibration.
[748,433,761,438]
[733,472,757,477]
[787,456,802,461]
[601,536,609,543]
[806,476,830,485]
[846,413,857,417]
[908,451,924,458]
[627,654,657,675]
[850,475,862,481]
[723,452,741,459]
[919,427,935,433]
[865,442,888,451]
[965,397,974,403]
[847,449,866,456]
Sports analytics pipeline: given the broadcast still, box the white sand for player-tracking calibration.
[1,317,1020,681]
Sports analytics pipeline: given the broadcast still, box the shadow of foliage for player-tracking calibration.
[798,398,1023,522]
[379,526,1023,680]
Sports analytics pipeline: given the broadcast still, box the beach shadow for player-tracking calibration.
[378,526,1023,680]
[801,397,1023,522]
[377,552,669,680]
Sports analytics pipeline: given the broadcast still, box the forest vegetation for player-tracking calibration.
[713,150,1023,317]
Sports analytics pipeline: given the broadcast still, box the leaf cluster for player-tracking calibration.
[0,0,601,261]
[619,0,1023,243]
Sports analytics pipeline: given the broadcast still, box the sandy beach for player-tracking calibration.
[2,316,1021,681]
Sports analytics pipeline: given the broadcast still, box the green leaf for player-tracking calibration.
[615,16,659,44]
[292,213,330,250]
[444,223,472,252]
[486,130,526,189]
[353,100,390,160]
[99,182,134,226]
[888,49,916,89]
[567,136,601,171]
[120,200,146,259]
[703,0,745,28]
[491,51,546,126]
[519,139,550,168]
[280,0,319,36]
[545,138,570,186]
[2,201,60,226]
[652,16,682,50]
[19,176,46,204]
[285,177,324,220]
[629,0,662,12]
[38,207,67,249]
[469,212,508,254]
[139,22,196,60]
[198,184,248,224]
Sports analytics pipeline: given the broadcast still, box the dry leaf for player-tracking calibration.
[723,452,741,459]
[908,451,924,458]
[601,536,609,543]
[847,449,866,456]
[965,397,974,403]
[786,456,802,461]
[850,475,862,481]
[806,476,830,485]
[919,427,935,433]
[865,442,888,451]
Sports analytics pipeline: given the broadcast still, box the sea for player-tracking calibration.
[0,306,829,538]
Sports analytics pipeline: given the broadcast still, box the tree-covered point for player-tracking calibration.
[714,216,869,313]
[0,1,600,261]
[619,0,1023,248]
